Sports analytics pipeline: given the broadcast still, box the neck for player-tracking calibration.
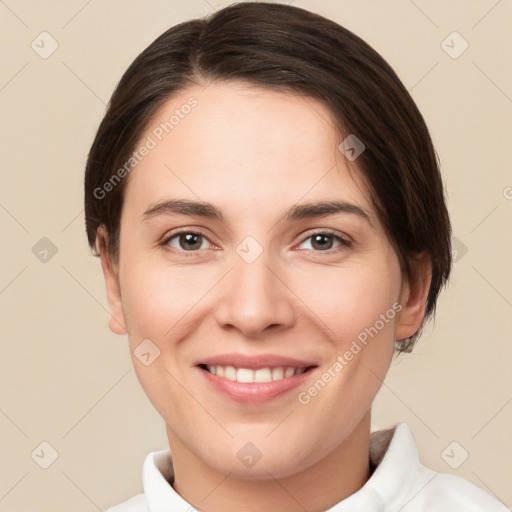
[168,412,372,512]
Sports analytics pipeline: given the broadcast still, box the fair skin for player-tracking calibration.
[98,81,431,512]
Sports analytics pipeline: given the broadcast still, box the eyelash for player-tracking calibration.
[161,228,352,257]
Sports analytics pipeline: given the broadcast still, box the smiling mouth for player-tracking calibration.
[198,364,316,383]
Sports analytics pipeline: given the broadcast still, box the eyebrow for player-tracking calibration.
[142,198,372,225]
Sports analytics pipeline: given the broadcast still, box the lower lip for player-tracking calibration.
[199,367,316,403]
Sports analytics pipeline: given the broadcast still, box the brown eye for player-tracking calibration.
[311,234,335,251]
[298,231,351,252]
[165,232,210,251]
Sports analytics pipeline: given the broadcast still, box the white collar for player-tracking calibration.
[327,423,419,510]
[141,423,417,512]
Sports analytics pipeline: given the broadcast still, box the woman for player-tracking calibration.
[84,2,506,511]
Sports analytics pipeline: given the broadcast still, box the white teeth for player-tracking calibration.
[254,368,272,383]
[271,367,284,380]
[284,367,295,378]
[236,368,255,383]
[205,365,308,383]
[224,365,236,381]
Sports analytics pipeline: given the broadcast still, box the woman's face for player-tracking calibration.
[102,81,419,479]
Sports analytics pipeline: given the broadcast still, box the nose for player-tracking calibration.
[214,250,296,338]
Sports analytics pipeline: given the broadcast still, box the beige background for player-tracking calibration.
[1,0,511,510]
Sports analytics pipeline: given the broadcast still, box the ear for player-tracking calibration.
[395,252,432,341]
[96,226,127,336]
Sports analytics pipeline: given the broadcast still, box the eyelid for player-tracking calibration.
[294,228,352,252]
[298,227,352,243]
[162,227,217,249]
[162,227,212,242]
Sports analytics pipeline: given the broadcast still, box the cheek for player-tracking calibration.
[119,253,209,339]
[294,260,402,346]
[119,259,200,421]
[291,258,401,408]
[117,254,217,405]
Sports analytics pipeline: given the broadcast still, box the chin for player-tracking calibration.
[200,437,318,481]
[212,456,306,481]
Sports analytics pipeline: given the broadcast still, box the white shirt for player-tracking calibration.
[106,423,507,511]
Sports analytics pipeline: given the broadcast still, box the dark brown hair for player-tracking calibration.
[84,1,452,352]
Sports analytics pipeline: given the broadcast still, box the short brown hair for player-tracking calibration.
[84,2,452,352]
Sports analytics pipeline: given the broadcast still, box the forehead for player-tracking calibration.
[123,81,372,218]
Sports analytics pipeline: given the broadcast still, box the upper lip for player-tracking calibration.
[196,353,318,370]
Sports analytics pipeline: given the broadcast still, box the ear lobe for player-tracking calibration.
[395,252,432,341]
[96,226,127,336]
